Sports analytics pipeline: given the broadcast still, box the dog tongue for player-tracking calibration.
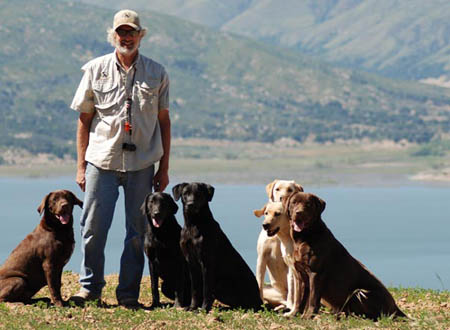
[152,217,161,228]
[293,221,304,232]
[58,214,70,225]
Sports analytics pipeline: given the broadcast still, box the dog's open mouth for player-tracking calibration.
[266,227,280,237]
[56,213,70,225]
[292,220,305,232]
[152,216,163,228]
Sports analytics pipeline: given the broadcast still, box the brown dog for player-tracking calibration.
[0,190,82,306]
[283,192,406,320]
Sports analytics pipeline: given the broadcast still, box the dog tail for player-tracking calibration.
[338,288,369,315]
[339,288,408,320]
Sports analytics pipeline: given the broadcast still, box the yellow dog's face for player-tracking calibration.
[254,202,290,237]
[266,180,304,202]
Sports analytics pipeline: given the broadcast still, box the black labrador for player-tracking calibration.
[173,182,263,312]
[0,190,82,306]
[141,192,190,308]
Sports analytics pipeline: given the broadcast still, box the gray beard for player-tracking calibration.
[117,45,138,56]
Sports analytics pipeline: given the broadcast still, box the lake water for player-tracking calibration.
[0,176,449,291]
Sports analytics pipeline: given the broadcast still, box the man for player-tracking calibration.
[70,9,171,307]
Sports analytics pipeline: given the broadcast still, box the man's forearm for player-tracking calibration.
[158,109,171,172]
[77,113,94,170]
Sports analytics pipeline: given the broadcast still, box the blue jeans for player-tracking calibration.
[79,163,154,302]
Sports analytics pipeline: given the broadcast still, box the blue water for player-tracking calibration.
[0,177,449,290]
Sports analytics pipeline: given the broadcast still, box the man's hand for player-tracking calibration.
[153,168,169,192]
[76,112,94,193]
[76,167,87,192]
[154,109,171,192]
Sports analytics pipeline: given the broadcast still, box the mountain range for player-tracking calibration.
[1,0,450,160]
[79,0,450,82]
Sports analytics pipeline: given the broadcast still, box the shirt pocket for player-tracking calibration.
[94,101,119,138]
[136,79,159,112]
[93,79,118,106]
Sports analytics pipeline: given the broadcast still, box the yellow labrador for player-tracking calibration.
[254,180,303,311]
[255,201,301,316]
[266,180,303,202]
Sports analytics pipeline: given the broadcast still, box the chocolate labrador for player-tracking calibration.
[173,182,263,312]
[0,190,82,306]
[141,192,191,308]
[283,192,406,320]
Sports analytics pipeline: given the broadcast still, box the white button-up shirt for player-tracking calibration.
[71,51,169,172]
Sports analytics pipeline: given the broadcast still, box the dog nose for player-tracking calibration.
[185,202,197,212]
[262,223,270,230]
[60,202,70,210]
[185,202,194,208]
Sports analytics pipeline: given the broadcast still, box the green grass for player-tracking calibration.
[0,272,448,329]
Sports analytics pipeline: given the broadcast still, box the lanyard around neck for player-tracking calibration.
[124,67,137,136]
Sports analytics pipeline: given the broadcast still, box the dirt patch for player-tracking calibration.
[1,149,74,167]
[410,168,450,182]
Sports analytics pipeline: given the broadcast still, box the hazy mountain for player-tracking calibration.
[76,0,253,28]
[2,0,450,159]
[79,0,450,82]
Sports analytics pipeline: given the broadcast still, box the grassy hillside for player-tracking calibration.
[83,0,450,81]
[287,1,450,80]
[2,0,450,159]
[221,0,450,80]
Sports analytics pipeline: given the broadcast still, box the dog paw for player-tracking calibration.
[149,302,162,310]
[283,309,297,317]
[53,300,64,308]
[185,305,198,311]
[302,312,315,319]
[201,304,212,313]
[274,304,287,312]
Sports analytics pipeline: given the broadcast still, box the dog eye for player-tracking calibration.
[275,188,280,191]
[274,212,280,217]
[287,188,292,192]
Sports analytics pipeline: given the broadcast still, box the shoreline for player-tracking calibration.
[2,138,450,187]
[1,162,450,188]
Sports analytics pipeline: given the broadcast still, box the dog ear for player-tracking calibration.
[282,192,295,218]
[37,193,51,215]
[167,195,179,214]
[67,190,83,208]
[253,204,267,218]
[312,194,326,215]
[265,180,277,201]
[205,184,215,202]
[140,193,151,216]
[295,183,304,192]
[172,183,187,201]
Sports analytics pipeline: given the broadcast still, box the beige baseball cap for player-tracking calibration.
[113,9,142,31]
